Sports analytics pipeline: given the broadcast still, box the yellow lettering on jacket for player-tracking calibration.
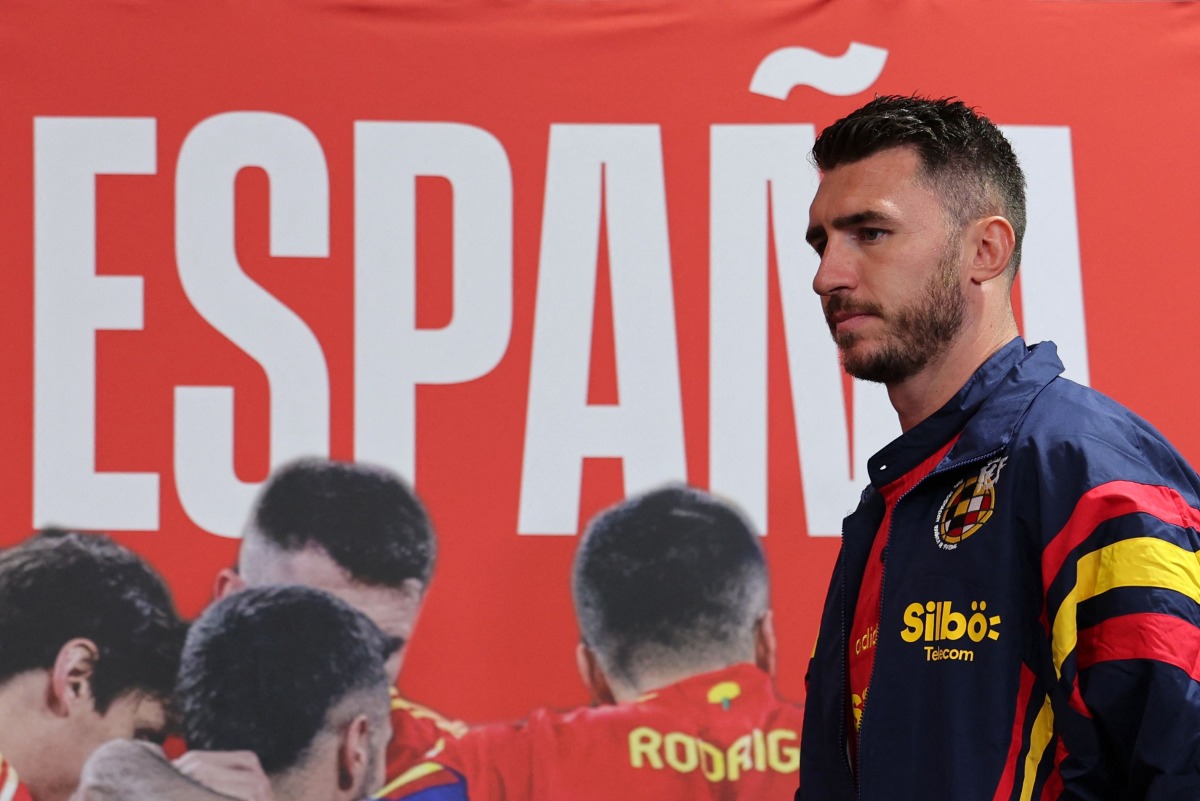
[901,600,1001,644]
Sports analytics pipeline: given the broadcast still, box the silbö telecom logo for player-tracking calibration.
[901,600,1001,663]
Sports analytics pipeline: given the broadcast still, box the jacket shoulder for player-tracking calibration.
[1010,376,1200,509]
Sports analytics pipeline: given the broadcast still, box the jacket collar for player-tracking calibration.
[865,338,1064,488]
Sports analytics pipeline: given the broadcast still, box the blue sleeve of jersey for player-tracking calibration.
[374,765,471,801]
[381,786,468,801]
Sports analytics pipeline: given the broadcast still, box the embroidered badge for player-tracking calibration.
[933,456,1007,550]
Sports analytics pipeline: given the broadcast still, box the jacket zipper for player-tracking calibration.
[836,540,852,785]
[852,447,1004,800]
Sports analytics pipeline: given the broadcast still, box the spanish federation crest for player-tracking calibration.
[934,456,1008,550]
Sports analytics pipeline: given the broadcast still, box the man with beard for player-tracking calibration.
[174,586,392,801]
[215,457,465,781]
[78,586,393,801]
[797,95,1200,800]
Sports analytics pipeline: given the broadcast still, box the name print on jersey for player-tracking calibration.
[628,726,799,781]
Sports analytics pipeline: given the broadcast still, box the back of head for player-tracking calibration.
[0,529,185,710]
[572,485,769,689]
[812,95,1027,273]
[177,584,391,777]
[244,458,436,589]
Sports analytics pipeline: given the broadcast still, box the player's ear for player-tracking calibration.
[754,610,777,677]
[336,712,371,795]
[398,577,426,604]
[966,215,1016,286]
[575,642,616,705]
[213,567,245,600]
[50,638,100,716]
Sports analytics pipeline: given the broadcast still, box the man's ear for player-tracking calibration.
[967,215,1017,285]
[336,713,371,795]
[398,577,426,605]
[213,567,245,600]
[50,638,100,716]
[755,610,778,677]
[575,642,616,706]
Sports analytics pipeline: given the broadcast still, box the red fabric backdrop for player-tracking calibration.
[2,0,1199,723]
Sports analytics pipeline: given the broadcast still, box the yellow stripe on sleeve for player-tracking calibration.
[1050,537,1200,676]
[375,761,447,799]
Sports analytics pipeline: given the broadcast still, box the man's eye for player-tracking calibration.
[859,228,886,242]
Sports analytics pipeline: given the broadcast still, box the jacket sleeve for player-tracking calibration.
[1034,430,1200,799]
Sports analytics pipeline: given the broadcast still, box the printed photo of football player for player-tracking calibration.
[0,530,186,801]
[79,457,463,800]
[79,585,394,801]
[380,484,801,801]
[179,585,393,800]
[218,458,466,780]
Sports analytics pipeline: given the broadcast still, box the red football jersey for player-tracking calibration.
[382,687,469,788]
[379,664,801,801]
[0,752,34,801]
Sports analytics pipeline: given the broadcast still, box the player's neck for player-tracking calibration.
[0,688,21,761]
[887,318,1019,433]
[273,769,326,801]
[0,676,57,799]
[272,747,366,801]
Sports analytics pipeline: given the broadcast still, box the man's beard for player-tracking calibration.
[825,247,967,384]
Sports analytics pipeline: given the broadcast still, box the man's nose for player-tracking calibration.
[812,237,857,297]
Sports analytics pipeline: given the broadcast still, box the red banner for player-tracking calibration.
[2,0,1199,722]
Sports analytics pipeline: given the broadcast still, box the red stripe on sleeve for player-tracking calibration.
[1076,613,1200,682]
[1041,482,1200,594]
[991,664,1038,801]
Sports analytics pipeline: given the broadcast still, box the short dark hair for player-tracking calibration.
[248,458,436,587]
[177,585,390,775]
[572,485,769,686]
[812,95,1027,273]
[0,530,185,712]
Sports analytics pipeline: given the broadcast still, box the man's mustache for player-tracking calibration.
[823,294,885,321]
